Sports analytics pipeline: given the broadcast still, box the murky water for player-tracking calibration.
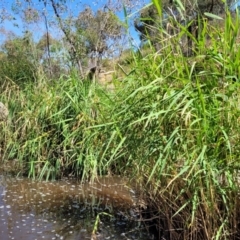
[0,175,154,240]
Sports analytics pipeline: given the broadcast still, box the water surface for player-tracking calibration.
[0,175,154,240]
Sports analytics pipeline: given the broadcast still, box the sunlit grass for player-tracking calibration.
[1,2,240,239]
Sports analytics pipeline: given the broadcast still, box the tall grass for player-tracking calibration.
[1,2,240,239]
[0,75,115,180]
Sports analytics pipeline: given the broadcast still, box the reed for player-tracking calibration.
[1,2,240,239]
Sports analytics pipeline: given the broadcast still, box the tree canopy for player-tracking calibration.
[0,0,129,80]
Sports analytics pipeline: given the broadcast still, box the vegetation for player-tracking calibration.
[0,31,38,86]
[135,0,235,55]
[1,0,240,239]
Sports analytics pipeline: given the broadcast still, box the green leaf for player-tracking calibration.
[152,0,162,18]
[174,0,185,11]
[204,12,223,20]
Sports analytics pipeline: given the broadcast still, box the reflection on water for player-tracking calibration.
[0,175,153,240]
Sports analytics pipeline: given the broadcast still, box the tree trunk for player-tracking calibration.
[49,0,84,78]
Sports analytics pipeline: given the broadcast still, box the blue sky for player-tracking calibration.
[231,0,240,10]
[0,0,148,46]
[2,0,238,46]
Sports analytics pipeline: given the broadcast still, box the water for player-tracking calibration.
[0,175,154,240]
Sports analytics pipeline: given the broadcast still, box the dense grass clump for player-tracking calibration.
[1,4,240,240]
[0,75,115,180]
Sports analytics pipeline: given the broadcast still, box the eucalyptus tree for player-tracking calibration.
[37,33,63,78]
[75,7,126,74]
[0,0,141,78]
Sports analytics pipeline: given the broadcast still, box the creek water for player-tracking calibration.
[0,174,154,240]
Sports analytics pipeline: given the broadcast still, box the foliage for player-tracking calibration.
[36,33,64,78]
[134,0,236,54]
[48,0,127,75]
[0,30,66,86]
[76,8,125,57]
[1,1,240,239]
[0,32,37,87]
[1,0,128,77]
[73,7,126,72]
